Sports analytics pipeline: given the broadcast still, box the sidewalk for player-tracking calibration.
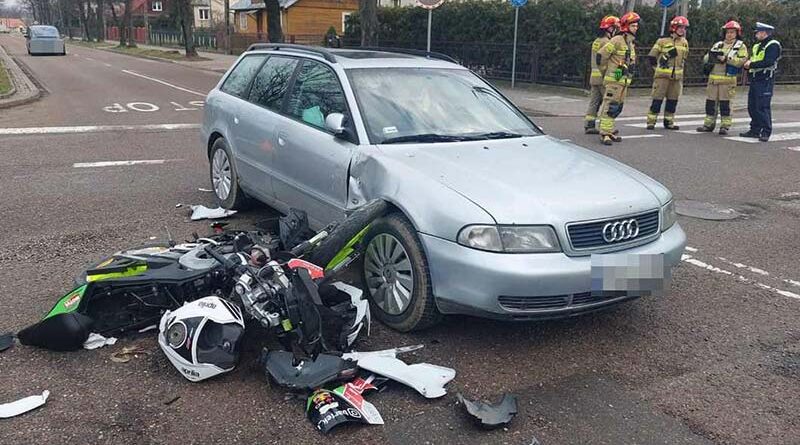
[0,40,41,109]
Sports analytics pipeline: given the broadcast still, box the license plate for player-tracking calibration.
[591,253,670,296]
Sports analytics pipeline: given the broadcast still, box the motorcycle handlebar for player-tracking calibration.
[203,245,237,270]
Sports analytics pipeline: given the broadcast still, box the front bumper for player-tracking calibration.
[420,223,687,320]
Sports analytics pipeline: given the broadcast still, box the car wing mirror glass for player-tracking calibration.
[324,113,347,136]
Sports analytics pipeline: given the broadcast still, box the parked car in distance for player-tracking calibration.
[26,25,65,56]
[201,44,687,332]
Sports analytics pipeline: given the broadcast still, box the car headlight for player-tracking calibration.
[457,225,561,253]
[661,200,676,232]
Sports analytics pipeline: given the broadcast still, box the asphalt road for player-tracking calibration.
[0,34,798,445]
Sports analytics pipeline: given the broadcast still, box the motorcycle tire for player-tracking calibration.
[304,199,390,269]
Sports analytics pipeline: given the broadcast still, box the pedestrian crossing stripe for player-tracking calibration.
[724,132,800,144]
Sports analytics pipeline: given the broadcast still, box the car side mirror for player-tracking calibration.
[325,113,347,136]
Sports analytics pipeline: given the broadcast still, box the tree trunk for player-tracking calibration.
[126,0,136,47]
[96,0,105,41]
[121,0,132,46]
[359,0,377,46]
[108,0,119,27]
[79,0,92,41]
[620,0,635,15]
[178,0,198,57]
[266,0,282,43]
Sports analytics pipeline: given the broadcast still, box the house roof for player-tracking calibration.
[230,0,299,11]
[0,18,26,28]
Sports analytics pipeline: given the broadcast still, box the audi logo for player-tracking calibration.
[602,219,640,243]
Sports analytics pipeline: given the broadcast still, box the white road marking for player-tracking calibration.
[684,246,698,252]
[0,123,200,135]
[121,70,206,97]
[73,159,177,168]
[725,132,800,144]
[615,113,707,122]
[717,257,770,276]
[680,252,800,301]
[104,63,112,67]
[627,119,706,128]
[126,102,160,112]
[623,134,663,139]
[678,122,800,135]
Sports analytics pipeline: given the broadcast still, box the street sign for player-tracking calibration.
[659,0,676,7]
[511,0,527,8]
[417,0,444,9]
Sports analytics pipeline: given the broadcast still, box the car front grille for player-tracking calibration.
[567,210,660,250]
[498,292,628,312]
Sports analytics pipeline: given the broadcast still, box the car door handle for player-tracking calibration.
[233,116,239,124]
[277,136,286,147]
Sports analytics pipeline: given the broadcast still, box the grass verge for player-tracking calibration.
[66,38,210,61]
[0,60,12,96]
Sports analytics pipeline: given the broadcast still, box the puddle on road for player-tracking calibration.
[675,200,743,221]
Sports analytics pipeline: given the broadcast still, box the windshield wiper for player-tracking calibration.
[381,133,474,144]
[472,131,526,140]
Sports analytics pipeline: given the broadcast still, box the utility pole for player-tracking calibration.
[224,0,230,54]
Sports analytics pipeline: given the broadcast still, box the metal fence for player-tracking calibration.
[343,39,800,88]
[149,29,219,50]
[229,33,325,54]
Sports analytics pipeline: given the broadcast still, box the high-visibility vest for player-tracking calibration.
[749,39,782,76]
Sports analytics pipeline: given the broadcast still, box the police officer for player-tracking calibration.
[585,15,619,134]
[696,20,748,135]
[741,22,782,142]
[646,16,689,130]
[597,11,640,146]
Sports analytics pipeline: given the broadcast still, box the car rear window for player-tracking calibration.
[247,56,298,111]
[220,55,267,98]
[31,26,59,38]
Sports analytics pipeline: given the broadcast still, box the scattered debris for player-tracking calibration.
[175,203,183,208]
[307,377,385,434]
[198,187,213,192]
[83,333,118,350]
[163,396,181,406]
[138,324,158,334]
[0,332,13,352]
[457,393,518,429]
[342,347,454,398]
[0,391,50,419]
[331,375,385,425]
[263,350,358,391]
[111,346,149,363]
[189,205,237,221]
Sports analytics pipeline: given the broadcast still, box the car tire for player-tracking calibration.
[362,213,441,332]
[209,138,250,210]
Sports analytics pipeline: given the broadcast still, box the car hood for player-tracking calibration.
[374,135,670,224]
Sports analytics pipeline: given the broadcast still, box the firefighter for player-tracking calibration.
[597,11,640,146]
[696,20,748,135]
[645,16,689,130]
[741,22,782,142]
[585,15,620,134]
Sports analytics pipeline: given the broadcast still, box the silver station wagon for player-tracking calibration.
[26,25,66,56]
[201,44,687,331]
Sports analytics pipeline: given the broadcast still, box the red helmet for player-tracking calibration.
[670,16,689,33]
[599,15,620,32]
[722,20,743,37]
[620,12,640,33]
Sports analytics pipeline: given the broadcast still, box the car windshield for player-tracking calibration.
[31,26,59,38]
[347,67,540,144]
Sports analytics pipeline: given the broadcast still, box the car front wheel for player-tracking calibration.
[209,138,249,210]
[362,213,441,332]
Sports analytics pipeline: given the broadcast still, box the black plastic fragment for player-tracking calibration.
[457,392,519,429]
[0,332,13,352]
[18,313,94,351]
[262,350,358,391]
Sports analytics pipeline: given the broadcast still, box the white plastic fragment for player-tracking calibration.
[342,349,455,399]
[0,391,50,419]
[83,333,118,350]
[189,205,237,221]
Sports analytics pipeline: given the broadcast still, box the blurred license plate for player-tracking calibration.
[590,253,670,296]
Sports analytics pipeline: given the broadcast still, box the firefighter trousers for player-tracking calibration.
[647,78,683,127]
[599,81,629,136]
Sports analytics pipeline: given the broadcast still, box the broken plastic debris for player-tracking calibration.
[457,393,518,429]
[111,346,149,363]
[262,350,358,391]
[0,332,13,352]
[198,187,213,192]
[190,205,237,221]
[332,375,384,425]
[0,391,50,419]
[83,333,118,350]
[341,344,424,361]
[137,324,158,333]
[343,350,454,398]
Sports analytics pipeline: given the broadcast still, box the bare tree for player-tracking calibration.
[359,0,377,46]
[96,0,105,41]
[78,0,92,40]
[120,0,133,46]
[176,0,198,57]
[266,0,281,42]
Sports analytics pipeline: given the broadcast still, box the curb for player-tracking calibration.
[0,43,42,109]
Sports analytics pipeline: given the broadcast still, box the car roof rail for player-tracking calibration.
[356,47,459,64]
[246,43,337,63]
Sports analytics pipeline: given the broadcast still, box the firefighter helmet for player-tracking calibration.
[620,12,640,33]
[722,20,743,37]
[599,15,620,32]
[670,16,689,33]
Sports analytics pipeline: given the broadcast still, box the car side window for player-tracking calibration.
[286,60,347,130]
[248,56,299,111]
[220,55,267,98]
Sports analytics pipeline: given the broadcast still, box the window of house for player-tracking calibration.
[248,57,299,111]
[199,8,210,20]
[286,61,347,130]
[341,12,352,34]
[152,1,163,12]
[239,12,247,30]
